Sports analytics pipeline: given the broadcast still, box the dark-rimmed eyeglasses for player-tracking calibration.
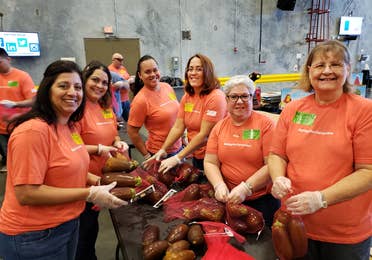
[114,58,123,62]
[227,94,253,102]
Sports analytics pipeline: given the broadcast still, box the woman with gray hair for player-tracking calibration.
[204,75,280,227]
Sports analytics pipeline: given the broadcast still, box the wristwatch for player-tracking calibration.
[320,192,328,208]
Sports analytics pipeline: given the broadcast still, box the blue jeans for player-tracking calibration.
[121,100,130,122]
[0,217,79,260]
[0,134,9,164]
[301,237,371,260]
[75,202,99,260]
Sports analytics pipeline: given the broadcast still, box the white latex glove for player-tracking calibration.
[87,182,127,209]
[98,144,117,157]
[158,154,181,173]
[227,182,252,204]
[213,182,229,203]
[142,149,167,170]
[0,100,16,108]
[113,140,129,152]
[286,191,323,215]
[271,176,292,199]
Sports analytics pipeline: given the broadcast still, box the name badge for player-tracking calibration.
[184,102,194,112]
[292,111,316,126]
[168,92,177,101]
[102,109,114,119]
[243,129,260,140]
[71,133,84,144]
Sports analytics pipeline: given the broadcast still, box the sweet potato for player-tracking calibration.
[187,224,204,246]
[143,240,169,260]
[182,184,200,202]
[166,224,190,243]
[163,249,196,260]
[272,220,293,260]
[102,157,139,173]
[110,187,136,200]
[226,203,249,218]
[199,207,225,222]
[142,225,160,247]
[245,211,264,233]
[101,172,142,187]
[288,215,308,258]
[166,240,190,253]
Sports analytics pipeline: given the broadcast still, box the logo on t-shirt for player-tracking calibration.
[206,110,217,117]
[243,129,260,140]
[292,111,316,126]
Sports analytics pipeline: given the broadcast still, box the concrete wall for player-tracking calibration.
[0,0,371,89]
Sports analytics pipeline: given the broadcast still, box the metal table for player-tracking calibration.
[109,202,277,260]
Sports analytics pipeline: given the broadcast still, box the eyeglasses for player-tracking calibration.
[114,58,123,62]
[227,94,252,102]
[309,62,345,72]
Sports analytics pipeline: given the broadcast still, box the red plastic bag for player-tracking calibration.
[163,197,225,223]
[225,203,264,235]
[194,222,254,260]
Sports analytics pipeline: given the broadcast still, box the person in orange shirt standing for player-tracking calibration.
[146,54,227,172]
[0,60,125,260]
[127,55,182,161]
[0,48,36,168]
[76,60,129,260]
[204,75,279,227]
[269,40,372,260]
[108,52,132,122]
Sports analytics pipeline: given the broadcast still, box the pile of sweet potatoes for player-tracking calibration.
[142,223,205,260]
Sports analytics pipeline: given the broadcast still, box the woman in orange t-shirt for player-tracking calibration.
[204,75,279,226]
[0,60,125,260]
[127,55,181,160]
[76,60,129,260]
[269,40,372,259]
[147,54,227,173]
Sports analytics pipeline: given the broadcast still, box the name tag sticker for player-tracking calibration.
[71,133,84,145]
[206,110,217,117]
[102,109,114,119]
[169,92,177,100]
[185,102,194,112]
[292,111,316,126]
[243,129,260,140]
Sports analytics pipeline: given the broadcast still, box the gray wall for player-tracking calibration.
[0,0,371,89]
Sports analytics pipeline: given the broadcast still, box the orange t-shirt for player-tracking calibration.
[108,64,130,102]
[128,82,181,154]
[270,93,372,243]
[178,89,227,159]
[206,112,274,200]
[77,100,118,176]
[0,119,89,235]
[0,68,36,134]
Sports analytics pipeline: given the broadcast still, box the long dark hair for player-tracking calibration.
[132,55,158,97]
[7,60,85,133]
[82,60,112,109]
[184,53,220,96]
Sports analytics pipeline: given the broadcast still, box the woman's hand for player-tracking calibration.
[142,149,167,170]
[286,191,323,215]
[271,176,292,199]
[213,182,229,203]
[113,140,129,152]
[87,182,127,209]
[97,144,117,157]
[227,182,252,204]
[158,154,181,173]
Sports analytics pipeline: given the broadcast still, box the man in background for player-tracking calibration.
[0,48,36,170]
[108,53,133,122]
